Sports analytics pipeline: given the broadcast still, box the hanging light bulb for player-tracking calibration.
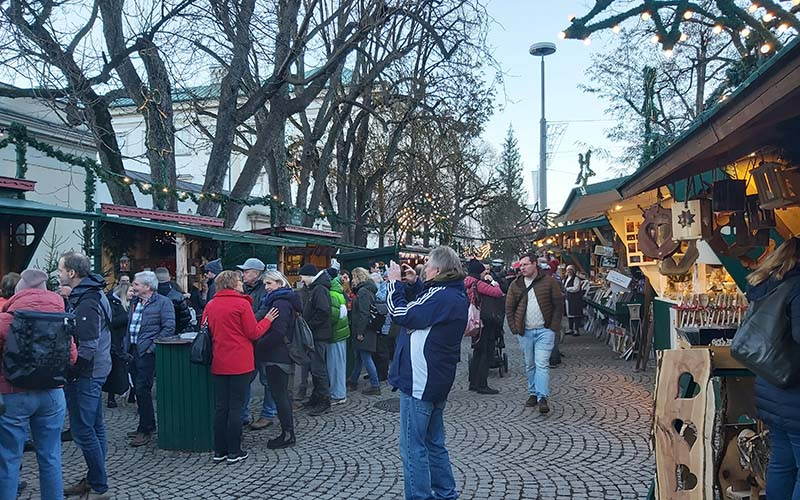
[123,176,132,184]
[793,0,800,6]
[713,24,723,34]
[142,183,151,190]
[641,11,651,21]
[651,34,660,43]
[748,3,759,13]
[161,187,169,193]
[558,31,567,39]
[740,27,751,37]
[760,42,772,53]
[664,48,674,58]
[680,32,689,42]
[612,24,621,34]
[583,37,591,45]
[763,12,774,22]
[778,22,790,33]
[683,10,694,19]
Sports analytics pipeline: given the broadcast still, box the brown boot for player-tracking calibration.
[525,395,538,407]
[130,432,151,447]
[362,386,381,396]
[538,398,550,414]
[249,417,273,430]
[64,478,90,497]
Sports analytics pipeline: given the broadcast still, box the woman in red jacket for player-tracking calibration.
[464,259,504,395]
[201,271,278,464]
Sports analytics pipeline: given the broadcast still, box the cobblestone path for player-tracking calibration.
[19,334,655,499]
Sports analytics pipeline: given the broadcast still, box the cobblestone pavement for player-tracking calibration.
[19,334,655,499]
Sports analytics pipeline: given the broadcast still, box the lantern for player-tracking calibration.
[671,199,712,241]
[712,179,746,212]
[119,252,130,273]
[751,161,800,210]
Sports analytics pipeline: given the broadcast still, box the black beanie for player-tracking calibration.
[467,259,485,276]
[326,267,339,279]
[299,264,318,277]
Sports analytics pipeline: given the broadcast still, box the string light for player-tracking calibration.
[612,24,621,33]
[683,10,693,20]
[558,31,566,39]
[567,14,576,21]
[680,32,689,42]
[141,183,151,190]
[794,0,800,6]
[748,3,759,13]
[740,27,751,37]
[778,23,790,33]
[664,48,674,58]
[161,186,169,193]
[650,34,660,44]
[583,37,591,45]
[123,176,132,184]
[762,12,774,22]
[641,11,651,21]
[712,24,723,34]
[760,42,772,53]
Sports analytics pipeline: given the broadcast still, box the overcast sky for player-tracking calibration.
[482,0,624,213]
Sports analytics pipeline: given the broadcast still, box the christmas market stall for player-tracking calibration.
[615,36,800,500]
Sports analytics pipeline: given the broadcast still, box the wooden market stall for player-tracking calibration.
[251,225,345,285]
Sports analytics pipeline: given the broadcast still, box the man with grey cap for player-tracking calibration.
[236,258,278,429]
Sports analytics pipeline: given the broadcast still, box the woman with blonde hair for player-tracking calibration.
[203,270,279,463]
[347,267,381,395]
[745,236,800,499]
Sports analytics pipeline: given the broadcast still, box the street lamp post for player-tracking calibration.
[529,42,556,211]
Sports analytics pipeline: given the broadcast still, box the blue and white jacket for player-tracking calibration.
[387,277,468,402]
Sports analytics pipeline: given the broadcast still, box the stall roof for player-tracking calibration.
[0,196,99,220]
[545,215,610,236]
[100,215,306,247]
[556,177,628,223]
[252,225,367,251]
[618,37,800,199]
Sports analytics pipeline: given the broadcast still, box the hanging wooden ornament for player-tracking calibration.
[638,203,680,259]
[712,179,746,212]
[659,240,700,276]
[707,212,760,258]
[746,194,776,230]
[672,199,712,241]
[751,161,800,210]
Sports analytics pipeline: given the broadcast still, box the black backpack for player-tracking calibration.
[286,313,314,365]
[368,300,387,332]
[3,310,75,390]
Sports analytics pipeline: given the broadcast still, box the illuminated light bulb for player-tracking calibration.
[615,205,623,211]
[664,48,674,58]
[612,24,621,34]
[641,11,651,21]
[778,23,789,33]
[763,12,774,22]
[178,191,186,198]
[680,32,689,42]
[740,27,751,37]
[760,42,772,53]
[713,24,723,34]
[794,0,800,6]
[567,14,576,21]
[558,31,567,39]
[142,183,151,190]
[162,187,169,193]
[583,37,591,45]
[683,10,693,19]
[749,3,759,13]
[123,176,132,184]
[651,34,660,43]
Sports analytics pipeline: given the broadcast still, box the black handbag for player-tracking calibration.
[732,276,800,388]
[102,354,131,395]
[190,320,213,366]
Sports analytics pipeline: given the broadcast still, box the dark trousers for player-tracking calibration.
[130,350,156,433]
[374,334,390,381]
[767,422,800,499]
[469,323,497,389]
[213,372,251,456]
[309,342,330,403]
[568,317,582,332]
[265,366,293,434]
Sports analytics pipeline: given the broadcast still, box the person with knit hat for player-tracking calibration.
[298,264,333,416]
[201,258,223,305]
[155,267,193,334]
[0,269,78,499]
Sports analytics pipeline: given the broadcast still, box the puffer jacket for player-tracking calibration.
[329,277,350,343]
[0,289,77,394]
[244,280,268,320]
[67,274,113,380]
[256,288,303,366]
[301,271,333,341]
[123,292,176,356]
[748,266,800,432]
[351,280,378,353]
[505,273,563,334]
[157,282,193,333]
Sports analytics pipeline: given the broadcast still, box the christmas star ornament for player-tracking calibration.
[678,209,696,228]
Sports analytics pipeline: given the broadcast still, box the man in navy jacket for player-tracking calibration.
[387,246,468,500]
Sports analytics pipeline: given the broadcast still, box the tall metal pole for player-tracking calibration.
[538,55,548,210]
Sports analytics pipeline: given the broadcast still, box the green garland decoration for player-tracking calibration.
[83,168,96,256]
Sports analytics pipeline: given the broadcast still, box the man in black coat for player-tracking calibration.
[298,264,332,416]
[155,268,192,333]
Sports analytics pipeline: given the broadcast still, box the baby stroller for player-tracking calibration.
[490,331,509,377]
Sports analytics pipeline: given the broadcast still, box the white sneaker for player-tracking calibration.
[331,397,347,406]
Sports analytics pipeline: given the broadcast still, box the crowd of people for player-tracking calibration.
[0,244,590,500]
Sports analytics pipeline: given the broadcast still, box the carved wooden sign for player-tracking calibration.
[638,204,680,259]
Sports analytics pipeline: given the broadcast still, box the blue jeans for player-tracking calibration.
[399,393,457,500]
[65,377,108,494]
[518,328,556,399]
[242,363,276,422]
[327,340,347,400]
[350,349,379,388]
[0,389,66,500]
[767,423,800,499]
[131,351,156,433]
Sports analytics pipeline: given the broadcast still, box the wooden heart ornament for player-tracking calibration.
[659,240,699,276]
[638,204,680,259]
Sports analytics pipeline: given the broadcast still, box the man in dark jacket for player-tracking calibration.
[387,246,467,500]
[202,258,222,305]
[125,271,175,447]
[299,264,332,416]
[155,267,192,333]
[58,252,113,500]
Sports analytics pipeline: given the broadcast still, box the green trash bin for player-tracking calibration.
[155,336,215,452]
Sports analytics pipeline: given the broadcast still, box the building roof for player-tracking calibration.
[545,215,610,236]
[556,177,629,223]
[618,37,800,199]
[0,196,98,220]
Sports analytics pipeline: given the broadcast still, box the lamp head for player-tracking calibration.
[529,42,557,57]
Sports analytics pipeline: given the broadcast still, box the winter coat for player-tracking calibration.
[255,288,302,366]
[157,282,193,333]
[67,274,113,380]
[202,289,273,376]
[387,272,468,402]
[505,273,564,335]
[351,280,378,353]
[123,292,176,356]
[748,267,800,432]
[0,289,77,394]
[564,275,585,319]
[329,277,351,343]
[301,271,333,341]
[243,280,269,320]
[107,291,128,356]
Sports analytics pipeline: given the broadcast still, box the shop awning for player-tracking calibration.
[0,196,99,220]
[100,215,306,247]
[556,178,628,223]
[545,215,610,236]
[618,37,800,199]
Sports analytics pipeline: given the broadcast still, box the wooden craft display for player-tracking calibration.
[638,204,680,260]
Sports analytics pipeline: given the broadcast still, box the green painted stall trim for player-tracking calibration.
[653,299,673,351]
[338,246,399,271]
[0,196,99,220]
[155,341,215,452]
[222,242,279,271]
[545,216,609,236]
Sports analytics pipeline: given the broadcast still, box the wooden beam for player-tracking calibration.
[175,233,188,293]
[100,203,224,227]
